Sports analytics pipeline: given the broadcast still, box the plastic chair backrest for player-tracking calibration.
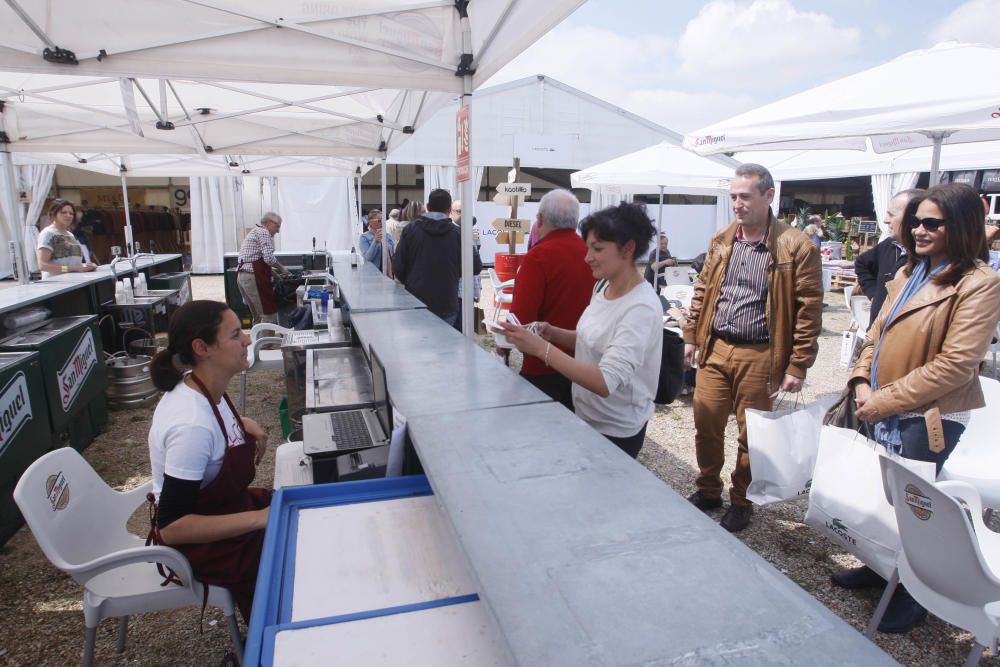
[881,456,1000,606]
[13,448,143,583]
[662,267,691,286]
[661,285,694,308]
[951,377,1000,459]
[488,268,503,290]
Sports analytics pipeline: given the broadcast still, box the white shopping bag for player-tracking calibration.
[746,395,837,505]
[805,426,936,580]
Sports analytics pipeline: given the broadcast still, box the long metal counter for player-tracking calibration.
[328,255,426,314]
[263,259,896,665]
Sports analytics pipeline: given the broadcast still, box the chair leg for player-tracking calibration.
[239,371,247,414]
[116,616,128,653]
[82,625,97,667]
[225,612,244,666]
[964,642,986,667]
[865,568,900,638]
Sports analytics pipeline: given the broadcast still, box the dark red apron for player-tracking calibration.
[148,374,272,620]
[239,259,278,315]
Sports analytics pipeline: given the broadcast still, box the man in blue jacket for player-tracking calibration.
[392,189,482,325]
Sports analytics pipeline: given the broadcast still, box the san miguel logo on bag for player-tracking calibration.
[46,472,69,511]
[0,371,32,456]
[825,517,857,547]
[58,330,98,411]
[904,484,933,520]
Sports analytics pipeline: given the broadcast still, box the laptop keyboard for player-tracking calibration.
[331,411,372,449]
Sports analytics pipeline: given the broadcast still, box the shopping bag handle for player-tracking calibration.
[771,390,804,411]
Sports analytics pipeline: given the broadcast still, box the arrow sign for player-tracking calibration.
[493,193,525,206]
[492,217,531,233]
[496,182,531,196]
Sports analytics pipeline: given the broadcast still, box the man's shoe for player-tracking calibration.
[687,491,722,511]
[877,587,928,634]
[831,565,885,590]
[720,504,753,532]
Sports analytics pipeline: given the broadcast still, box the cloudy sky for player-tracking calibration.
[487,0,1000,132]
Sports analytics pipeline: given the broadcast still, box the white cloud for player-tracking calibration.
[677,0,861,89]
[930,0,1000,46]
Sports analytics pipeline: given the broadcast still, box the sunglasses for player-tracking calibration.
[908,217,947,232]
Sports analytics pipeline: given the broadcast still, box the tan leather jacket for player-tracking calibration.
[850,262,1000,452]
[683,217,824,391]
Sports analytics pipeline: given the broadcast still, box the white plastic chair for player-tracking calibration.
[988,323,1000,377]
[661,266,694,286]
[487,268,514,321]
[661,285,694,309]
[13,448,243,667]
[940,377,1000,511]
[871,456,1000,665]
[239,323,289,413]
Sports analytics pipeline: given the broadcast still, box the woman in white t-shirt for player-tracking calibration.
[500,203,663,458]
[147,300,271,620]
[36,199,97,278]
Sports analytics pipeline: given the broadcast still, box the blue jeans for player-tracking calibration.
[897,417,965,475]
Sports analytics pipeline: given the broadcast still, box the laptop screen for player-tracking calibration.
[369,345,392,436]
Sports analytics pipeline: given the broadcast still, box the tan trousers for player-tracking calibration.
[236,271,277,325]
[693,338,773,507]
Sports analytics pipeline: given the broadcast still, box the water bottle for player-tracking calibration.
[350,246,358,268]
[320,286,330,316]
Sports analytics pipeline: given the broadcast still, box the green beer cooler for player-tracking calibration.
[0,351,51,545]
[0,315,108,454]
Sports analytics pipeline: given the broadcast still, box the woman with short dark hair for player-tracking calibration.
[832,182,1000,633]
[147,300,271,620]
[500,202,662,458]
[36,199,97,277]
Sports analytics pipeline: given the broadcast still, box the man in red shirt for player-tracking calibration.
[511,189,595,410]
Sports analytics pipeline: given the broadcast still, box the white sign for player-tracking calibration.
[58,329,99,411]
[491,218,531,233]
[512,134,575,169]
[0,371,33,454]
[16,190,32,204]
[496,182,531,196]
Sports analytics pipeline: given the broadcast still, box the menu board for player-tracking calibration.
[981,170,1000,194]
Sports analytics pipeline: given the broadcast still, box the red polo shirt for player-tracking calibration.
[510,228,595,376]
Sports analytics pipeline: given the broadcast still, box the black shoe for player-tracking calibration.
[831,565,886,590]
[720,504,753,532]
[687,491,723,511]
[877,587,927,634]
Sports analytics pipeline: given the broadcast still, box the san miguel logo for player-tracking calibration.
[825,517,857,547]
[0,372,32,456]
[693,134,727,147]
[904,484,933,521]
[46,472,69,511]
[58,330,98,412]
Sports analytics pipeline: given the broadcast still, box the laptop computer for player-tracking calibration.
[302,346,393,457]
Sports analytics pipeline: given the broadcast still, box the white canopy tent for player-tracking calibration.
[571,140,739,259]
[0,0,587,333]
[685,42,1000,186]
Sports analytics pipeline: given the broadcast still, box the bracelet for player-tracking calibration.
[544,342,551,367]
[61,265,68,273]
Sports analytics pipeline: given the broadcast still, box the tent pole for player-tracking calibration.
[458,13,475,339]
[654,185,664,290]
[1,149,28,284]
[381,157,389,275]
[929,133,944,186]
[119,163,135,256]
[356,173,363,237]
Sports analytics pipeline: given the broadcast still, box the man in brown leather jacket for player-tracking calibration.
[682,163,823,532]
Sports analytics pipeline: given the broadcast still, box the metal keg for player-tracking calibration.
[105,354,159,409]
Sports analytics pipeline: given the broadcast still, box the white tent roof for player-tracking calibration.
[571,140,738,196]
[684,42,1000,156]
[388,75,676,169]
[0,0,583,92]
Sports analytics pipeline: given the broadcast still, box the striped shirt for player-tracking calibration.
[238,226,277,272]
[712,225,771,343]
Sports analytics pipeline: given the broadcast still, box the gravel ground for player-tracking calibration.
[0,274,996,665]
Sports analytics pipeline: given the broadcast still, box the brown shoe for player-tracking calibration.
[720,504,753,532]
[687,490,723,511]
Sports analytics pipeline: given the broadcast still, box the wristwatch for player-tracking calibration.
[61,265,69,273]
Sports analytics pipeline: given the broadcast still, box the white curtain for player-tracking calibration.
[190,176,243,274]
[771,180,782,217]
[872,172,920,239]
[0,162,55,278]
[715,193,732,231]
[422,165,485,208]
[275,177,359,253]
[590,188,634,210]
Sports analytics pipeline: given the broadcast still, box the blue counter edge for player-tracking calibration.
[244,475,433,667]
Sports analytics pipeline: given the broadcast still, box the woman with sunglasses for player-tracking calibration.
[830,182,1000,633]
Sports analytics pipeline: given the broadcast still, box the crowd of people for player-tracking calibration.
[137,163,1000,637]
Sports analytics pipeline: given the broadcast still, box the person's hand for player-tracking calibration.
[853,382,879,422]
[80,263,97,272]
[280,266,290,276]
[779,374,803,393]
[684,343,698,369]
[254,507,270,530]
[242,417,268,464]
[986,223,1000,243]
[374,229,383,242]
[535,321,553,341]
[497,321,547,358]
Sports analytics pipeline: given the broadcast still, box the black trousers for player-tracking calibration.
[604,423,648,459]
[897,416,965,475]
[521,372,573,412]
